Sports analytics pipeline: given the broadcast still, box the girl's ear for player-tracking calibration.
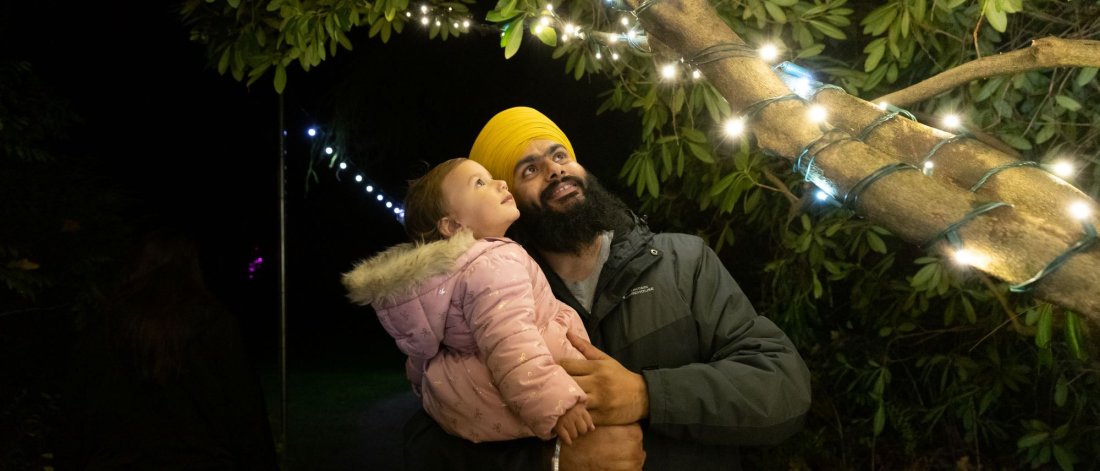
[437,217,463,239]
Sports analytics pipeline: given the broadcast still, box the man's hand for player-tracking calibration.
[558,423,645,471]
[554,402,595,445]
[560,331,649,425]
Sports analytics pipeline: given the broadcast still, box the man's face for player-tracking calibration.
[511,139,589,214]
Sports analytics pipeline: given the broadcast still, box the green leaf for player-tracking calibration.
[985,8,1007,32]
[1017,431,1049,449]
[809,20,847,40]
[532,20,557,47]
[1036,307,1052,348]
[217,46,232,75]
[503,17,524,58]
[227,0,241,8]
[910,263,937,288]
[1065,311,1088,361]
[865,231,887,253]
[687,142,714,163]
[273,63,287,94]
[1053,444,1075,471]
[864,38,885,72]
[999,133,1032,150]
[1054,377,1068,407]
[873,403,886,435]
[1075,67,1098,87]
[266,0,283,11]
[763,1,788,23]
[1054,95,1082,111]
[795,44,825,59]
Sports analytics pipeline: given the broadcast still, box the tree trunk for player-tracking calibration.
[623,0,1100,324]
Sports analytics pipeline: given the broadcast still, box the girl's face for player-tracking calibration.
[440,160,520,239]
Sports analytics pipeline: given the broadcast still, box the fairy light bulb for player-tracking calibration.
[420,16,429,25]
[339,162,347,170]
[942,113,961,129]
[815,190,828,201]
[611,52,620,60]
[692,70,701,80]
[1052,160,1074,178]
[620,17,630,26]
[386,201,393,208]
[723,117,745,137]
[1069,201,1091,220]
[307,128,317,137]
[808,105,828,123]
[462,20,470,28]
[540,16,550,27]
[758,43,779,62]
[546,4,553,11]
[877,102,889,110]
[661,63,678,80]
[595,51,602,60]
[325,147,334,155]
[355,175,363,182]
[954,249,990,268]
[376,194,383,201]
[366,185,374,193]
[420,5,428,13]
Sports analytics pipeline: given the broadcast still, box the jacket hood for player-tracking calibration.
[342,230,478,307]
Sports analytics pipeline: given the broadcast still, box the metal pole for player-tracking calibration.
[277,92,289,468]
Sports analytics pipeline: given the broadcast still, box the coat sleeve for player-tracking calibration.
[641,238,812,446]
[461,248,586,440]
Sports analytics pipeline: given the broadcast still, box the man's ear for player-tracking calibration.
[437,217,463,238]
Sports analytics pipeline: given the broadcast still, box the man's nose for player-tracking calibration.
[545,160,565,180]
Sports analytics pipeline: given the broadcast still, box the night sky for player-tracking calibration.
[6,0,640,367]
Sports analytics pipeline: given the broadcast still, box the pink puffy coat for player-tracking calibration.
[342,230,589,442]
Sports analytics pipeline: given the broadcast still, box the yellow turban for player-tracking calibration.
[469,106,576,189]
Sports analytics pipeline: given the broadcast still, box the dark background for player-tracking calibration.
[5,0,639,361]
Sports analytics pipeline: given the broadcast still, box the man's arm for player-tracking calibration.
[643,237,812,446]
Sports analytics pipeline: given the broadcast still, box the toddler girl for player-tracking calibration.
[342,158,594,444]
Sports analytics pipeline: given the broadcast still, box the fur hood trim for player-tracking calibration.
[342,230,478,307]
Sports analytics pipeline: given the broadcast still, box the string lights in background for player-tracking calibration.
[380,0,1098,291]
[306,126,406,224]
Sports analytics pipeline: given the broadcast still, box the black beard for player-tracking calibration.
[508,174,630,254]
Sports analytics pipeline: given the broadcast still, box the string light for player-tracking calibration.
[876,102,889,110]
[815,190,829,201]
[807,105,828,124]
[692,69,702,80]
[420,4,428,13]
[595,51,603,59]
[421,17,429,25]
[1051,160,1075,178]
[723,117,745,137]
[758,43,779,62]
[954,249,990,268]
[942,113,962,129]
[1069,201,1092,220]
[620,17,630,26]
[611,52,620,60]
[660,63,678,80]
[307,126,403,222]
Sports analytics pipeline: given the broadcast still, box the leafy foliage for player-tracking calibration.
[182,0,1100,467]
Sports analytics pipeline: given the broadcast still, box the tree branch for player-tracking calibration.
[875,37,1100,107]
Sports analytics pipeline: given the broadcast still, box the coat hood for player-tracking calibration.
[342,229,478,307]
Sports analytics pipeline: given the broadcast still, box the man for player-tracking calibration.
[404,106,811,470]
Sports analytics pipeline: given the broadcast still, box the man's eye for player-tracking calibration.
[522,165,536,177]
[553,152,566,161]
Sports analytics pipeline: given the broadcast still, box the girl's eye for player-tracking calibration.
[475,178,486,187]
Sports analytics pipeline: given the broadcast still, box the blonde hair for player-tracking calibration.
[403,158,466,244]
[468,106,576,189]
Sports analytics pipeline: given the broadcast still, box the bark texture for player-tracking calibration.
[623,0,1100,324]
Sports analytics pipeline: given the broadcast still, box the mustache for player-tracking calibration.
[540,176,586,203]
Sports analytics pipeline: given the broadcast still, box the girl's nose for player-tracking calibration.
[497,179,508,191]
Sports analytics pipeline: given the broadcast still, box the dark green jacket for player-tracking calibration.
[539,213,812,469]
[404,213,811,470]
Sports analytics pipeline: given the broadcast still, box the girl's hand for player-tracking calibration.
[553,403,595,445]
